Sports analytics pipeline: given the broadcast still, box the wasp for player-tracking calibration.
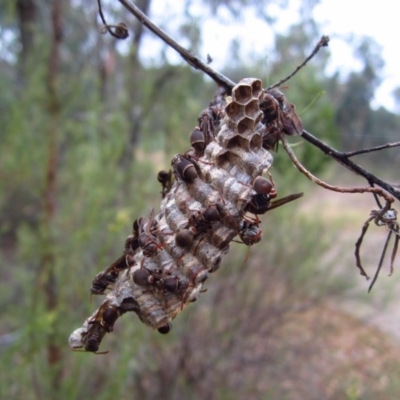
[74,301,121,354]
[171,154,202,184]
[157,169,173,198]
[175,205,222,254]
[138,208,163,257]
[245,176,303,215]
[260,88,303,151]
[90,254,130,297]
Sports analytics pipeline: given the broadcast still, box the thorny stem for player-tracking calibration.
[118,0,235,93]
[117,0,399,204]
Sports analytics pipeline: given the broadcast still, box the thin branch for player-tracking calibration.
[118,0,235,93]
[301,130,400,202]
[368,230,391,292]
[280,134,395,204]
[97,0,129,39]
[267,35,330,90]
[343,141,400,157]
[369,181,383,209]
[354,215,373,279]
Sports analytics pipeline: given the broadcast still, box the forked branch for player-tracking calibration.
[300,130,400,202]
[280,134,395,205]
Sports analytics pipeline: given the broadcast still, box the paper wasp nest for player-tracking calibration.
[69,78,301,353]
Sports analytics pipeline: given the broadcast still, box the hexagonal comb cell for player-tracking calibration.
[245,100,262,121]
[225,101,244,123]
[250,79,263,99]
[237,117,256,134]
[233,78,263,103]
[225,78,263,135]
[226,135,251,150]
[232,83,253,105]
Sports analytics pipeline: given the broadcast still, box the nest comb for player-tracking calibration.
[69,78,302,353]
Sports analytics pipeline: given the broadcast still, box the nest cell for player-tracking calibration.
[225,101,245,124]
[245,100,262,122]
[232,83,253,105]
[237,117,255,134]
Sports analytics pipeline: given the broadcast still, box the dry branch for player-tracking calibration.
[118,0,235,92]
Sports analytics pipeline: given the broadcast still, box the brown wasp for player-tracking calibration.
[175,228,195,249]
[232,219,264,263]
[91,269,119,297]
[133,260,187,309]
[157,322,172,334]
[187,205,221,234]
[174,264,209,311]
[90,300,121,333]
[138,208,163,257]
[245,176,303,215]
[90,215,146,298]
[157,169,173,199]
[74,301,121,354]
[171,154,202,184]
[259,88,303,151]
[197,108,216,152]
[190,127,206,157]
[238,220,263,246]
[77,325,108,354]
[175,205,221,251]
[124,216,145,254]
[245,176,277,215]
[133,266,176,291]
[261,125,282,152]
[190,104,223,157]
[268,88,303,136]
[90,254,130,298]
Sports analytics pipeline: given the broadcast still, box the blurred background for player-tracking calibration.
[1,0,400,399]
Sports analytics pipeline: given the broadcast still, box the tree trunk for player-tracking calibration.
[16,0,37,81]
[41,0,63,392]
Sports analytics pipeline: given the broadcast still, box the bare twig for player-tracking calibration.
[368,230,391,292]
[267,35,330,90]
[354,213,375,279]
[368,231,397,293]
[301,130,400,202]
[118,0,235,93]
[280,134,395,204]
[343,141,400,157]
[97,0,129,39]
